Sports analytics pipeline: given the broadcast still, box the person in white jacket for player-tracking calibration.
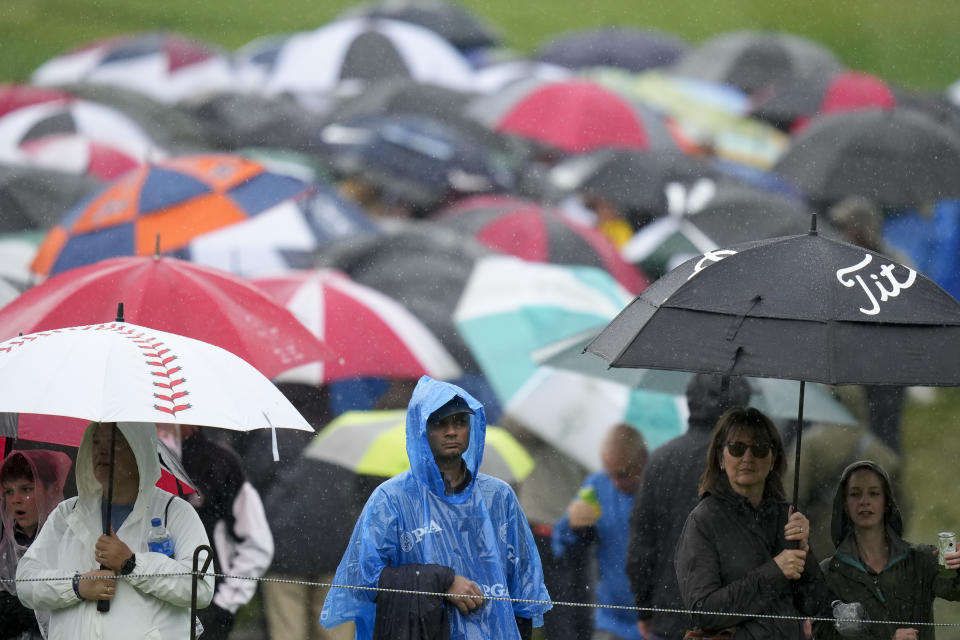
[16,421,214,640]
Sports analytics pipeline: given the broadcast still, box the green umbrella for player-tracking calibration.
[533,328,858,426]
[304,410,534,485]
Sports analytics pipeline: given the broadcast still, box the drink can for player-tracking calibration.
[577,486,602,518]
[938,531,956,567]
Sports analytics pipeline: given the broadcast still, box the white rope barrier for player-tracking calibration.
[4,571,960,628]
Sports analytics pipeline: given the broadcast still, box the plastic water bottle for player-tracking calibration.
[146,518,175,557]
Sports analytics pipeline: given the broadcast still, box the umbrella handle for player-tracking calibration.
[98,422,118,613]
[788,381,806,550]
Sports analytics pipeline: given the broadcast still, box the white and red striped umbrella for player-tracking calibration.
[251,269,463,384]
[18,133,147,180]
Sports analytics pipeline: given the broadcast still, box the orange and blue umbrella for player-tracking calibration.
[31,154,313,277]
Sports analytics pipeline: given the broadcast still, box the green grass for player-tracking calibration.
[2,0,960,89]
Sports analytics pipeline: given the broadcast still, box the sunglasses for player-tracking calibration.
[725,441,772,458]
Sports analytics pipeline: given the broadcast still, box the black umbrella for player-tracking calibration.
[773,108,960,210]
[536,27,688,73]
[0,163,101,232]
[336,0,504,52]
[587,216,960,505]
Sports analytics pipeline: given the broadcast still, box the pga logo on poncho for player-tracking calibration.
[400,520,443,552]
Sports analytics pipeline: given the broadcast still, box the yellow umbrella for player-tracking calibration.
[304,410,534,484]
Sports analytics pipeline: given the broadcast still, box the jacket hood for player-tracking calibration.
[76,421,162,501]
[830,459,903,548]
[405,376,485,503]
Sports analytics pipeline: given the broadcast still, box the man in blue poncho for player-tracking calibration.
[321,376,551,639]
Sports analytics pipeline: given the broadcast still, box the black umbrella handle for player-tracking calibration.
[98,422,117,613]
[787,381,806,551]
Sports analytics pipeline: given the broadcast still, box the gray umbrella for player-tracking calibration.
[0,164,101,232]
[773,108,960,210]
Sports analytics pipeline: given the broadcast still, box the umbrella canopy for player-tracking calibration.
[453,255,676,470]
[748,69,898,132]
[0,321,313,430]
[314,221,493,372]
[254,17,475,98]
[619,178,819,279]
[304,409,532,484]
[250,269,463,383]
[467,79,678,154]
[669,30,842,95]
[0,255,333,380]
[772,108,960,211]
[30,153,314,277]
[536,27,688,73]
[533,328,857,426]
[0,92,161,166]
[335,0,503,52]
[588,221,960,386]
[30,31,235,104]
[436,195,648,293]
[0,163,102,232]
[318,113,516,210]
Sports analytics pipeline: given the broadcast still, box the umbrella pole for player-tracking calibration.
[97,422,116,613]
[791,381,806,509]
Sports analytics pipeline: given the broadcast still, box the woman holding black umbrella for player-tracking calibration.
[814,461,960,640]
[675,407,830,639]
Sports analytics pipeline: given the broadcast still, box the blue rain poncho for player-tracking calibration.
[321,376,551,639]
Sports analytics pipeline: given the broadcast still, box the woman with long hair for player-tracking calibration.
[814,461,960,640]
[674,407,830,639]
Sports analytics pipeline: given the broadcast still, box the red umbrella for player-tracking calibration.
[469,79,679,154]
[0,255,334,380]
[250,269,463,384]
[437,195,649,294]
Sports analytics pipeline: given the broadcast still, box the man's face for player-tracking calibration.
[91,423,139,489]
[426,412,471,464]
[602,450,645,495]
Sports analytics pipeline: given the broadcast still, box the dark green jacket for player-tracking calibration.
[814,460,960,640]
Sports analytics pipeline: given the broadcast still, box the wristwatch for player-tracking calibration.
[120,554,136,576]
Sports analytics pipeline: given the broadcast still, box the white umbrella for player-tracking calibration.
[0,321,312,441]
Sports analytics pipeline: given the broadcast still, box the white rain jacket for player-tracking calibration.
[16,422,214,640]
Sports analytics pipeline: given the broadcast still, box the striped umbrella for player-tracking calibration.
[251,269,462,384]
[305,410,534,485]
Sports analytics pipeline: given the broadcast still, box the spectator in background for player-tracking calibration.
[0,449,71,640]
[552,424,649,640]
[626,373,751,640]
[157,423,273,640]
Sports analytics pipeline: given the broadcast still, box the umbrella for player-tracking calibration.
[470,59,572,95]
[536,27,688,73]
[586,217,960,504]
[532,327,857,426]
[314,220,493,372]
[772,108,960,210]
[0,255,333,380]
[304,409,533,485]
[619,178,822,279]
[466,78,679,154]
[250,269,463,383]
[0,163,101,232]
[335,0,504,52]
[253,17,475,98]
[590,69,789,169]
[0,91,161,164]
[29,153,314,277]
[669,30,842,95]
[453,255,676,469]
[748,70,898,132]
[30,31,235,104]
[317,113,516,210]
[435,194,648,294]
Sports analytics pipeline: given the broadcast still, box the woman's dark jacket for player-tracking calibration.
[814,461,960,640]
[675,478,831,639]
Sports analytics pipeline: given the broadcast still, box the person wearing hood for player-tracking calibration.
[320,376,551,640]
[625,373,751,640]
[674,407,831,639]
[16,422,214,640]
[1,449,72,640]
[814,461,960,640]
